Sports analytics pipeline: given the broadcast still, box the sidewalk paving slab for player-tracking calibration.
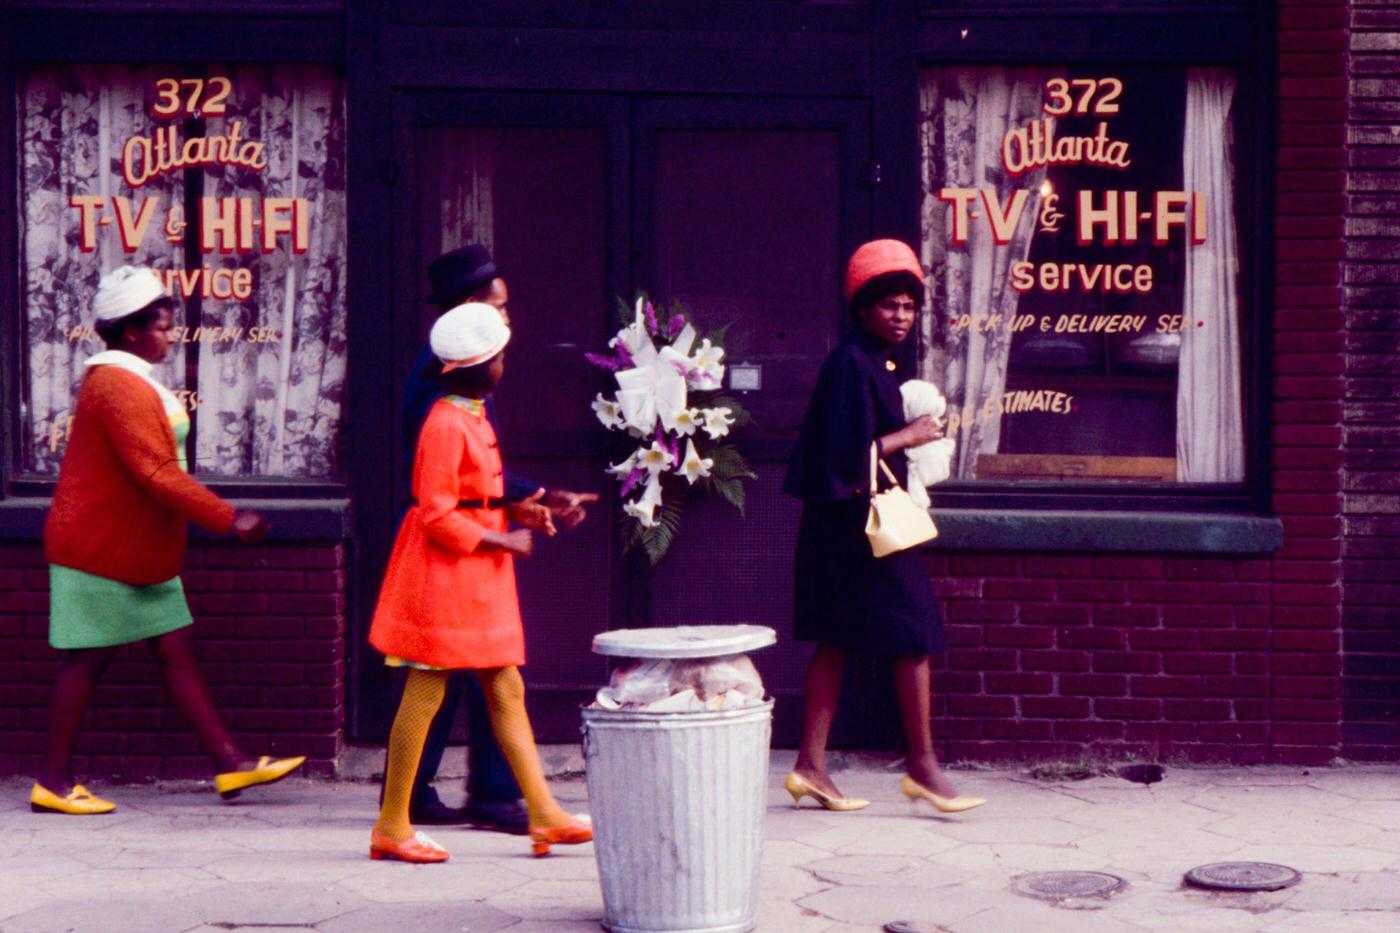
[3,760,1399,931]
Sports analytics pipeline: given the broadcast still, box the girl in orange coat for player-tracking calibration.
[368,302,592,862]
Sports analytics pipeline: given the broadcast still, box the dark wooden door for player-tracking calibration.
[631,98,871,746]
[358,92,870,745]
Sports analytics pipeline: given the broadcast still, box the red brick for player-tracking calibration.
[1128,582,1202,604]
[985,720,1053,741]
[1022,696,1091,719]
[1021,604,1091,626]
[1198,583,1271,605]
[984,673,1054,695]
[1199,629,1269,652]
[1060,674,1128,697]
[1053,721,1125,742]
[1272,676,1339,699]
[1023,651,1092,673]
[1130,630,1199,651]
[1164,699,1230,721]
[948,695,1016,717]
[1094,698,1162,721]
[1198,672,1276,694]
[948,555,1021,577]
[983,579,1055,601]
[1273,584,1341,606]
[1131,676,1202,698]
[1164,654,1235,676]
[1273,699,1341,722]
[1093,557,1165,579]
[1199,723,1271,744]
[1093,605,1162,627]
[948,650,1017,672]
[1271,722,1340,747]
[935,578,984,599]
[948,601,1018,622]
[1057,628,1125,650]
[983,626,1054,648]
[1093,652,1161,674]
[1272,630,1339,652]
[1022,556,1094,577]
[1055,581,1128,602]
[1273,653,1341,675]
[1164,606,1235,629]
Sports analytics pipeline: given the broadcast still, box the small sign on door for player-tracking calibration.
[729,363,761,392]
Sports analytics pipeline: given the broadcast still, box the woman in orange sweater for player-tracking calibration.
[368,302,592,863]
[35,266,304,815]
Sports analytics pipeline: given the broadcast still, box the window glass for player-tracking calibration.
[18,64,347,479]
[918,66,1244,484]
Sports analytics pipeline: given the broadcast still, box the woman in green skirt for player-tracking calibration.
[34,266,304,815]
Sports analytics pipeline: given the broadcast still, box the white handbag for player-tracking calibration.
[865,443,938,558]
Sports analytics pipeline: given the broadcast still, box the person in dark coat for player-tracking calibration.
[390,245,596,832]
[782,240,984,815]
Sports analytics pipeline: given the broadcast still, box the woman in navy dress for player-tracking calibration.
[782,240,984,815]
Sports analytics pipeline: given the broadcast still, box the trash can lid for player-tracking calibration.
[591,625,777,659]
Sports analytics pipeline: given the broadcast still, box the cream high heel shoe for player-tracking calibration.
[900,775,985,813]
[784,772,870,812]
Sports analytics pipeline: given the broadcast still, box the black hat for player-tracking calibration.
[425,245,502,305]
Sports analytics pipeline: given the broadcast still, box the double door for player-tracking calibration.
[364,91,875,744]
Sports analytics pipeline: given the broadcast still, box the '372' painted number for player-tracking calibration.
[1043,78,1123,117]
[151,77,232,118]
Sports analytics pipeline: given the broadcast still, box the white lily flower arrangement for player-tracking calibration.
[586,293,755,565]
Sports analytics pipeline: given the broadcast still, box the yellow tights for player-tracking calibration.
[375,666,571,842]
[477,666,573,830]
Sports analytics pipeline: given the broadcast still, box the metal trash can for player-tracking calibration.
[583,625,776,933]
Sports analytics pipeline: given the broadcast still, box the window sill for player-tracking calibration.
[0,498,351,542]
[927,509,1282,554]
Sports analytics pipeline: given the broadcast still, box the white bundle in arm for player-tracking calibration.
[899,379,957,508]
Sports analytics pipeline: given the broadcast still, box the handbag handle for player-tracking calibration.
[868,442,900,493]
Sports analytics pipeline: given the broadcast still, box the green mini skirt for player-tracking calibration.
[48,564,194,650]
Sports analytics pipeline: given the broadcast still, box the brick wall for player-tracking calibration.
[1342,0,1400,760]
[0,543,345,781]
[923,552,1337,766]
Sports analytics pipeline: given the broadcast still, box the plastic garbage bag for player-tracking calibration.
[593,654,765,711]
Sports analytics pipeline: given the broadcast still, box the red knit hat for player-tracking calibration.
[844,239,924,302]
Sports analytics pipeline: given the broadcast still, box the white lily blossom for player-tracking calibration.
[669,407,703,436]
[687,338,726,391]
[678,439,714,485]
[637,440,675,475]
[606,450,641,478]
[592,393,625,430]
[700,406,736,440]
[623,496,659,528]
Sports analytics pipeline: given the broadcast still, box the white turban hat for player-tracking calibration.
[430,302,510,372]
[93,266,169,322]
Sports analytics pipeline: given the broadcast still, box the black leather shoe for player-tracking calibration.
[463,798,529,835]
[409,798,472,825]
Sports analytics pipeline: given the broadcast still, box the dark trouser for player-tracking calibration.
[412,671,522,806]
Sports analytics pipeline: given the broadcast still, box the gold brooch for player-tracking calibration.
[885,360,897,372]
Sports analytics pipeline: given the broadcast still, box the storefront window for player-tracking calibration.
[918,66,1244,484]
[18,64,347,479]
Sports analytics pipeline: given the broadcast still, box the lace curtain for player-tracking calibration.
[918,68,1053,479]
[20,65,187,475]
[18,65,346,479]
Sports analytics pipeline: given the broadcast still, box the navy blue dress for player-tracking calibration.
[783,329,946,655]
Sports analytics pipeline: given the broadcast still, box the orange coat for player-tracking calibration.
[368,398,524,669]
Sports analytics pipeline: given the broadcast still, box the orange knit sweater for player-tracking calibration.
[44,366,236,585]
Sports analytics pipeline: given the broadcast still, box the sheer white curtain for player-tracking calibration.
[195,65,347,478]
[1177,68,1244,482]
[20,65,186,475]
[919,68,1053,478]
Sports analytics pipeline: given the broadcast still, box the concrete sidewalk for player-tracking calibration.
[3,754,1399,932]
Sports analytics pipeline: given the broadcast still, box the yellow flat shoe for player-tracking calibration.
[30,782,116,815]
[784,772,870,811]
[214,755,306,800]
[900,775,985,813]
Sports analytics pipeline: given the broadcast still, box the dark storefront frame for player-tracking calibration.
[0,1,1288,748]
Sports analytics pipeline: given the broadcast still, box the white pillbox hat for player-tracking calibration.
[430,302,511,372]
[92,266,169,322]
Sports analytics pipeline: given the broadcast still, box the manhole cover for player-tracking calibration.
[1012,871,1126,901]
[1184,862,1301,892]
